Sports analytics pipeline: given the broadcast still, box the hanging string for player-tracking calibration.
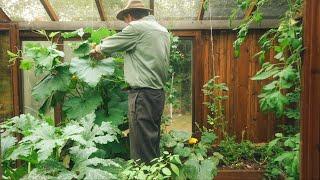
[209,0,215,78]
[91,0,94,30]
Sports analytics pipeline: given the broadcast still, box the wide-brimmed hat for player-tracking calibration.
[116,0,152,21]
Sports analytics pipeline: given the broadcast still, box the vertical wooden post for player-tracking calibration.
[54,37,64,125]
[150,0,154,15]
[10,23,21,117]
[301,0,320,179]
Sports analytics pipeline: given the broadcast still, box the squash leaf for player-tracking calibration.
[63,91,103,120]
[32,65,71,101]
[70,57,115,87]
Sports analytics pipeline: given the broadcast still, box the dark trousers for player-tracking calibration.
[128,88,165,162]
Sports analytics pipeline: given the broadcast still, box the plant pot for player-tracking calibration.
[214,169,265,180]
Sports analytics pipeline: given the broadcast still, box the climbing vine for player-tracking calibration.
[231,0,303,178]
[231,0,303,120]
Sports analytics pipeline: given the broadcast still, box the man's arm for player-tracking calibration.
[96,24,140,54]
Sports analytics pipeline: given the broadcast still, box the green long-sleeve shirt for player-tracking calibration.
[99,15,170,89]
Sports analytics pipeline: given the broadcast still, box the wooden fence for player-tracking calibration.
[195,30,281,143]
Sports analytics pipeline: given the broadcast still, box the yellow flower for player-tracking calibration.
[188,137,198,145]
[71,75,78,81]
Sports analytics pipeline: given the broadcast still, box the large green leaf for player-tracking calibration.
[21,123,64,161]
[108,108,126,126]
[170,130,191,142]
[90,28,114,44]
[70,57,115,87]
[65,113,118,147]
[1,135,17,158]
[69,146,119,180]
[63,91,103,120]
[32,65,71,101]
[73,41,90,57]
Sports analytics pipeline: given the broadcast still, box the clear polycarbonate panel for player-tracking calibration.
[259,0,288,19]
[165,39,193,133]
[101,0,150,20]
[49,0,100,21]
[154,0,201,20]
[203,0,242,20]
[22,41,54,118]
[64,41,79,62]
[203,0,288,20]
[0,0,50,21]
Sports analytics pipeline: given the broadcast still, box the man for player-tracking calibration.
[90,0,170,162]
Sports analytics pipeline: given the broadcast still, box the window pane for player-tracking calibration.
[49,0,100,21]
[155,0,201,20]
[22,41,54,118]
[102,0,150,20]
[165,39,193,133]
[0,0,50,21]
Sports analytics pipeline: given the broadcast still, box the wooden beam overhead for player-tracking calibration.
[150,0,155,15]
[197,0,206,20]
[40,0,59,21]
[0,7,11,22]
[18,19,279,31]
[95,0,107,21]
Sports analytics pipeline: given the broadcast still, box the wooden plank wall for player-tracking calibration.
[301,0,320,178]
[198,30,280,143]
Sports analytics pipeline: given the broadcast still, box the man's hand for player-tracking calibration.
[90,44,104,60]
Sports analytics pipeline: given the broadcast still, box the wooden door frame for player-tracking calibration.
[172,31,202,135]
[301,0,320,179]
[0,23,21,118]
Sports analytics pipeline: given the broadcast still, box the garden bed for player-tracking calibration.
[215,169,265,180]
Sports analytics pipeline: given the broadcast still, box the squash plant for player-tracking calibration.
[1,113,121,179]
[3,28,130,179]
[9,28,128,127]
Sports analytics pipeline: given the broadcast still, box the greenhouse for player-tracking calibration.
[0,0,319,179]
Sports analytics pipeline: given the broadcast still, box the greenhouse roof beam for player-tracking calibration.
[198,0,205,20]
[18,19,279,31]
[95,0,107,21]
[245,0,257,19]
[0,7,11,22]
[40,0,59,21]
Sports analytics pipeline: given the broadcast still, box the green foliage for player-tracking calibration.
[230,1,302,178]
[8,28,129,131]
[231,0,303,120]
[181,154,221,180]
[120,152,183,179]
[265,133,300,179]
[202,77,229,136]
[32,65,71,101]
[70,57,115,87]
[1,113,120,180]
[217,137,256,166]
[160,130,222,179]
[63,90,103,120]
